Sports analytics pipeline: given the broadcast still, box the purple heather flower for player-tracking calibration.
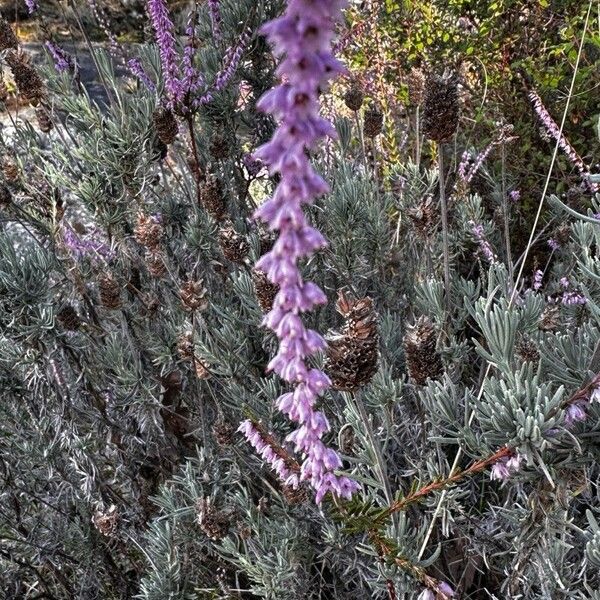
[24,0,37,13]
[245,0,359,504]
[470,221,496,264]
[62,223,114,263]
[45,41,73,73]
[529,89,599,193]
[560,277,570,289]
[146,0,182,104]
[238,420,300,488]
[509,190,521,203]
[490,452,523,481]
[207,0,222,41]
[547,238,560,251]
[437,581,455,598]
[562,292,586,306]
[86,0,120,55]
[533,269,543,291]
[127,58,156,91]
[565,401,588,427]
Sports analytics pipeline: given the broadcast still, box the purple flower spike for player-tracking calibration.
[25,0,37,13]
[207,0,222,41]
[45,41,74,73]
[243,0,359,504]
[146,0,182,104]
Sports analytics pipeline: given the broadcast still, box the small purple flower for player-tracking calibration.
[45,41,73,73]
[490,452,523,481]
[548,238,560,251]
[470,221,496,264]
[437,581,455,598]
[533,269,543,291]
[61,222,114,263]
[565,401,588,427]
[561,291,587,306]
[560,277,570,289]
[24,0,37,13]
[509,190,521,203]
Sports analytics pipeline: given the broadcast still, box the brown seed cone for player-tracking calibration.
[146,251,167,278]
[152,106,178,145]
[515,336,540,365]
[5,51,45,106]
[35,104,53,133]
[324,291,379,392]
[218,223,250,264]
[0,78,8,103]
[200,174,227,221]
[363,107,384,138]
[403,316,443,386]
[258,228,276,256]
[194,357,211,379]
[209,133,229,160]
[177,332,194,361]
[98,273,122,309]
[195,497,230,540]
[252,268,279,313]
[281,484,309,505]
[0,182,12,206]
[0,17,18,51]
[180,280,208,312]
[57,305,81,330]
[539,305,560,331]
[134,213,162,250]
[408,194,437,239]
[407,67,426,106]
[423,73,459,143]
[92,505,119,537]
[343,84,364,112]
[212,419,234,446]
[2,158,19,183]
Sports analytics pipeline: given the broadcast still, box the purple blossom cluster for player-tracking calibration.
[238,420,299,487]
[547,238,560,251]
[241,0,360,504]
[127,58,157,91]
[509,190,521,203]
[207,0,222,42]
[62,223,114,263]
[45,41,74,73]
[470,221,496,264]
[490,452,523,481]
[564,385,600,427]
[25,0,37,13]
[193,30,251,108]
[559,279,587,306]
[146,0,182,103]
[529,89,599,193]
[418,581,455,599]
[532,269,543,291]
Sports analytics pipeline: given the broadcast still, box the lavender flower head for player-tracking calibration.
[25,0,37,13]
[146,0,182,104]
[207,0,222,41]
[532,269,544,291]
[241,0,360,504]
[470,221,496,264]
[564,400,588,427]
[548,238,560,251]
[45,41,73,73]
[490,452,523,481]
[509,190,521,203]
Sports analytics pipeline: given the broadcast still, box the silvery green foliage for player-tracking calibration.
[1,4,600,599]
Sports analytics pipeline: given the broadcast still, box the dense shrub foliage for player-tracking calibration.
[0,0,599,598]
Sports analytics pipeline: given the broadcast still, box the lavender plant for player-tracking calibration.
[0,1,600,599]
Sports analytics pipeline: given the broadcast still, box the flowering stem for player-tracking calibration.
[438,147,451,315]
[501,142,514,282]
[373,446,511,525]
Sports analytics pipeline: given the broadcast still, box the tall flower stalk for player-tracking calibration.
[242,0,359,503]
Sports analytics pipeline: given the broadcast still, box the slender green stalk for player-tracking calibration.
[438,147,451,314]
